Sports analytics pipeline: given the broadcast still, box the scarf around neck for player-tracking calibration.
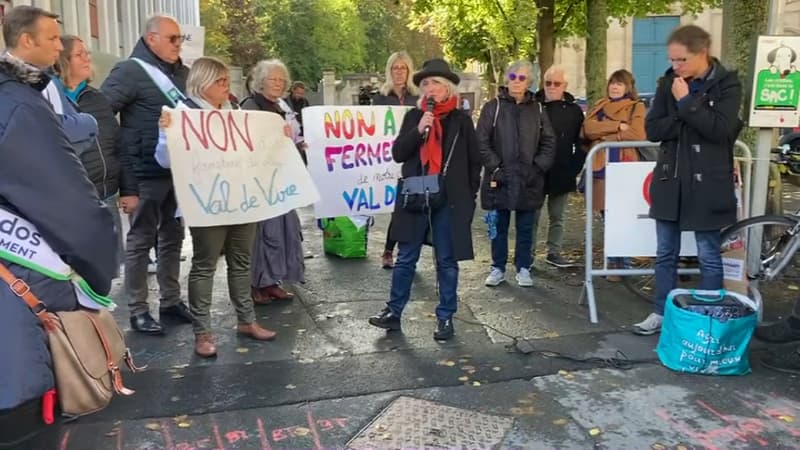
[420,95,458,175]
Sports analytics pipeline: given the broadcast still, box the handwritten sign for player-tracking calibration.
[164,108,319,227]
[304,105,411,218]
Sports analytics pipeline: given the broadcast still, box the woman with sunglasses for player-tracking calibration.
[372,51,420,270]
[581,69,647,281]
[477,60,556,288]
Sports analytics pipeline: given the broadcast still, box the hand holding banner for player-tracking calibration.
[164,108,319,227]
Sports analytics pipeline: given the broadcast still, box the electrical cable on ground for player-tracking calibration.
[453,316,654,371]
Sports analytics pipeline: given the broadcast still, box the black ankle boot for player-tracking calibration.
[368,308,401,331]
[434,318,454,340]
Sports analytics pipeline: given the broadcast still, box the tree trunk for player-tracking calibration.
[720,0,769,147]
[537,0,556,87]
[585,0,608,106]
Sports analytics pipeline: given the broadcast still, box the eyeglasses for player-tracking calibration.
[267,77,287,84]
[668,55,692,65]
[156,33,185,45]
[507,73,527,82]
[71,50,91,60]
[545,80,563,87]
[391,65,408,72]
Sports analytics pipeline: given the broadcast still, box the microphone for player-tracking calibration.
[422,97,435,141]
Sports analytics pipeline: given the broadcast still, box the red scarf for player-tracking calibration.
[421,95,459,174]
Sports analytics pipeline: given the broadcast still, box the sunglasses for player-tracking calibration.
[507,73,527,82]
[153,33,185,45]
[545,80,563,87]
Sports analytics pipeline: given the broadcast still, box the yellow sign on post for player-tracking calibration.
[749,35,800,128]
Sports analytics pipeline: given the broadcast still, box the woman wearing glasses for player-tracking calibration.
[372,51,420,269]
[241,59,306,306]
[477,60,556,288]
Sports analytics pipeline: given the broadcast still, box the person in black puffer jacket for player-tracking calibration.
[532,65,585,268]
[101,15,194,334]
[54,35,139,276]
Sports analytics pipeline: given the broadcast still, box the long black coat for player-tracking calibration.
[101,38,189,180]
[477,89,556,211]
[647,60,743,231]
[535,90,585,195]
[388,108,482,261]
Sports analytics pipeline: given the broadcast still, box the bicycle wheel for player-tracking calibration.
[720,214,800,281]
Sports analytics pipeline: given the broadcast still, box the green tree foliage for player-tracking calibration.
[410,0,538,85]
[198,0,267,70]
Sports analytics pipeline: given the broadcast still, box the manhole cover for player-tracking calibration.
[346,396,514,449]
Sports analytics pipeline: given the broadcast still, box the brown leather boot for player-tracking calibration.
[264,284,294,300]
[194,333,217,358]
[252,286,271,305]
[381,250,394,269]
[237,323,277,341]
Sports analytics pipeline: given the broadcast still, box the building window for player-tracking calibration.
[89,0,99,38]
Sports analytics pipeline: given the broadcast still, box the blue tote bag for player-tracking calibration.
[657,289,760,376]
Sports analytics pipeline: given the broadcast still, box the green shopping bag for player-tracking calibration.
[317,216,373,258]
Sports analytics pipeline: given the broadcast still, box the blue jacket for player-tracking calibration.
[0,53,118,443]
[43,76,98,155]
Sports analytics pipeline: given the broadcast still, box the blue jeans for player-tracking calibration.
[491,209,535,271]
[654,220,723,315]
[388,207,458,321]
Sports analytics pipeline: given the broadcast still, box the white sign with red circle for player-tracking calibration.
[604,162,698,257]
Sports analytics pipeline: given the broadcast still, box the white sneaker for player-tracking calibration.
[485,267,505,287]
[515,268,533,287]
[632,313,663,335]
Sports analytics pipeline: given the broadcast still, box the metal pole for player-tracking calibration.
[747,0,784,272]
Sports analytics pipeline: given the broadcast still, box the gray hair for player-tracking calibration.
[415,76,458,107]
[380,51,419,96]
[505,60,535,86]
[543,64,567,81]
[249,59,291,95]
[143,14,178,35]
[186,56,229,100]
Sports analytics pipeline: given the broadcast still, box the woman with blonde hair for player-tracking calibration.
[368,59,482,340]
[241,59,306,305]
[155,57,277,357]
[372,51,420,269]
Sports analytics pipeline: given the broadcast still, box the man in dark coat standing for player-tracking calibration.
[533,65,585,268]
[634,25,743,335]
[102,14,193,334]
[0,6,118,447]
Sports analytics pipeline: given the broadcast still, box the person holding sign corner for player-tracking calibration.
[241,59,306,305]
[368,58,482,341]
[155,57,277,358]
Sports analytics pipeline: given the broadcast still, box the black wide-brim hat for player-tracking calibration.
[412,58,460,86]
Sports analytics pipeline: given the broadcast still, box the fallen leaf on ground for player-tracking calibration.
[458,358,469,363]
[145,422,161,431]
[173,415,188,423]
[517,399,533,405]
[105,428,119,437]
[471,381,481,387]
[294,427,310,436]
[170,396,180,402]
[177,421,192,428]
[380,432,392,440]
[651,444,667,450]
[552,418,568,426]
[244,361,253,366]
[789,286,799,291]
[461,365,476,371]
[779,415,795,423]
[437,360,456,367]
[171,374,185,380]
[285,384,297,390]
[458,376,469,382]
[376,424,388,432]
[172,363,189,369]
[492,366,501,372]
[176,342,186,347]
[589,427,602,436]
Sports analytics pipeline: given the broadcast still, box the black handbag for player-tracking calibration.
[397,131,459,212]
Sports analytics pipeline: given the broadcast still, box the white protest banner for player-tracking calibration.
[180,25,205,66]
[303,105,411,218]
[604,162,697,257]
[164,108,319,227]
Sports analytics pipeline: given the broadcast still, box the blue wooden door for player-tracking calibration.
[632,17,680,94]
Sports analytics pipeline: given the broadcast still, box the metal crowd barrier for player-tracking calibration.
[580,140,753,323]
